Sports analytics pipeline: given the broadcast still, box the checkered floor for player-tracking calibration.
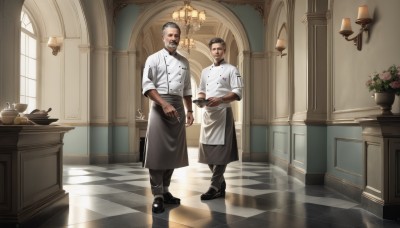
[35,148,400,227]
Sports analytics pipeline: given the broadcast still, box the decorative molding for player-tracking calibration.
[111,0,269,19]
[215,0,266,18]
[111,0,154,22]
[325,173,363,202]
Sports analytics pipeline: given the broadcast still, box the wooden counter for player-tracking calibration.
[0,125,74,226]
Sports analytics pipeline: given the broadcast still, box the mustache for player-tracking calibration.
[170,41,178,45]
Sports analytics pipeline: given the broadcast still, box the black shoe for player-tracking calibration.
[220,181,226,196]
[152,197,165,213]
[201,187,223,200]
[163,192,181,204]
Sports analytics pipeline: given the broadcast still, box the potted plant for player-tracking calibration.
[366,65,400,115]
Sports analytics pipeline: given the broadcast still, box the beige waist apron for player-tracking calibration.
[200,107,227,145]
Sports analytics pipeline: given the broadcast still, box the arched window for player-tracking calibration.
[20,11,37,113]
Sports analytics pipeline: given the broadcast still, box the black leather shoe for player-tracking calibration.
[163,192,180,204]
[220,181,226,196]
[152,197,165,213]
[201,187,222,200]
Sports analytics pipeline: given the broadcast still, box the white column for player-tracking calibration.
[0,0,24,107]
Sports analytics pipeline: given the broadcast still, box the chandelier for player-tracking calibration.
[179,37,195,53]
[172,0,206,35]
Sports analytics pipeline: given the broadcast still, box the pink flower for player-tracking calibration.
[379,71,391,81]
[390,81,400,89]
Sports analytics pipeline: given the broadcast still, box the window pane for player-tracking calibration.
[28,36,36,57]
[20,77,26,95]
[28,79,36,97]
[21,33,26,55]
[20,96,26,104]
[28,58,36,79]
[20,57,26,75]
[20,10,37,109]
[27,97,36,113]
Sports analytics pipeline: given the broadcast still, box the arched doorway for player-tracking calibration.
[127,0,251,160]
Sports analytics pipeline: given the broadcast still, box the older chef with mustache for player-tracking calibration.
[142,22,194,213]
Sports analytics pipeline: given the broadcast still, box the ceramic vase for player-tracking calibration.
[374,92,395,115]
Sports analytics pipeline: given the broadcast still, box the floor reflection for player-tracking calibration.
[30,147,400,227]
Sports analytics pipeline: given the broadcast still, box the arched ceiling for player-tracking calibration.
[120,0,269,82]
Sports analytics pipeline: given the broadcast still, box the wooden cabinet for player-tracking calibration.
[359,115,400,219]
[0,125,73,226]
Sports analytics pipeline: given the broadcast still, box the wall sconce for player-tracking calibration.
[275,38,287,57]
[339,5,372,51]
[47,36,63,56]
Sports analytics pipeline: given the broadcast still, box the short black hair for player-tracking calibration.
[162,22,181,35]
[208,37,226,49]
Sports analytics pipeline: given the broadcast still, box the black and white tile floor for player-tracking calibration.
[35,148,400,227]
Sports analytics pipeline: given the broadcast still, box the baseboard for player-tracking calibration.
[269,154,289,172]
[113,153,139,163]
[288,165,325,185]
[63,155,90,165]
[250,152,268,162]
[324,173,363,202]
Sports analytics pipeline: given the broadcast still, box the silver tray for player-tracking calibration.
[193,99,209,107]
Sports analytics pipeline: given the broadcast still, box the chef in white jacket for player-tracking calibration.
[196,37,243,200]
[142,22,194,213]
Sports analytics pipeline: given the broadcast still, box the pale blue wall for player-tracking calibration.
[306,126,327,172]
[269,125,290,161]
[63,126,130,161]
[222,4,264,52]
[113,126,129,154]
[114,5,141,51]
[90,126,112,155]
[327,126,363,186]
[251,126,267,153]
[63,126,89,156]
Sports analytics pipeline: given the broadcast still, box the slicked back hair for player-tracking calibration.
[208,37,226,50]
[162,22,181,35]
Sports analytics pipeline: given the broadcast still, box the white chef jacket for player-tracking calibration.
[142,48,192,97]
[198,60,243,145]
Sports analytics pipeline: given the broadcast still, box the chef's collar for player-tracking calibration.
[213,59,225,66]
[164,48,177,56]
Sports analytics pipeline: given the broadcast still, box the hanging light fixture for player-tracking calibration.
[179,37,195,53]
[172,0,206,35]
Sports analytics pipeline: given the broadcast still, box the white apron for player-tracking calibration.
[200,105,229,145]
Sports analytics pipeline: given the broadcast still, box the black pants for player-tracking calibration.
[208,164,226,190]
[149,169,174,196]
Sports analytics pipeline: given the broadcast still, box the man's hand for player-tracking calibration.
[206,97,224,107]
[186,112,194,126]
[162,103,179,118]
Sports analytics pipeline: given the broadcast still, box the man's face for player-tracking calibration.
[210,43,225,62]
[162,27,180,50]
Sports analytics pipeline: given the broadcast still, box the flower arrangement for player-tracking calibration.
[366,65,400,95]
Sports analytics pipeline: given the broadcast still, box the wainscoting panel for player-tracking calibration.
[334,137,363,177]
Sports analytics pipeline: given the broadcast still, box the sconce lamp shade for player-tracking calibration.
[275,38,286,52]
[357,5,370,20]
[47,36,62,56]
[338,4,372,51]
[275,38,287,58]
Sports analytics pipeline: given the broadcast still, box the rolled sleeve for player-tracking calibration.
[142,64,156,95]
[231,68,243,100]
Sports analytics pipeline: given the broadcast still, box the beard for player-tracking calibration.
[166,41,178,49]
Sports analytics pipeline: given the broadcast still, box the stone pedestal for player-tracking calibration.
[358,115,400,220]
[0,125,74,226]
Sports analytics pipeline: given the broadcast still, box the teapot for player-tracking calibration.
[1,102,19,124]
